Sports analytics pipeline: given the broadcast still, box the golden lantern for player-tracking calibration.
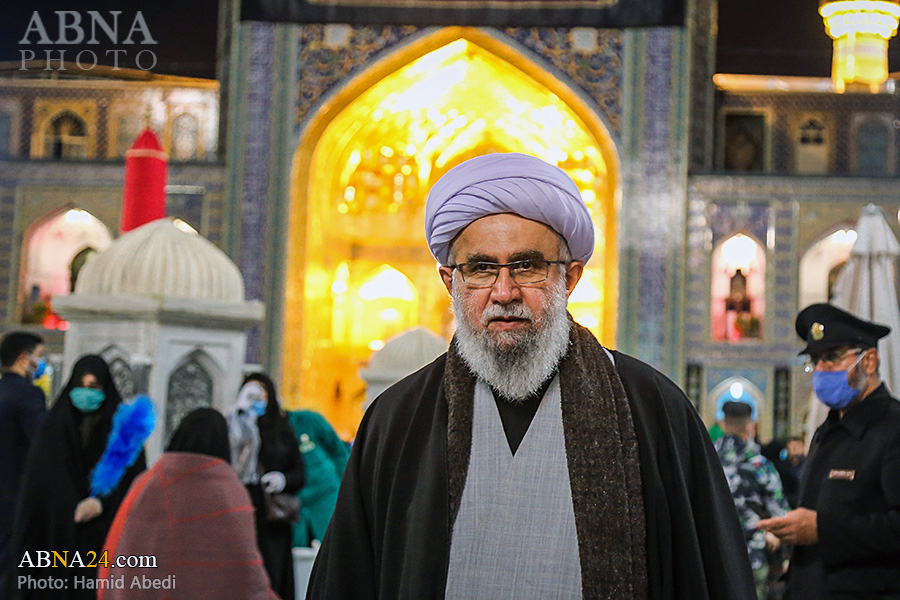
[820,0,900,92]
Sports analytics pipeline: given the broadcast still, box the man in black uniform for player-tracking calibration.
[0,332,45,595]
[758,303,900,599]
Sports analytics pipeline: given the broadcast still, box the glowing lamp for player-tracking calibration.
[64,209,92,224]
[721,234,758,273]
[357,266,416,301]
[820,0,900,92]
[829,229,858,245]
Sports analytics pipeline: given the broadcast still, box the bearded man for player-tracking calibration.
[307,153,755,600]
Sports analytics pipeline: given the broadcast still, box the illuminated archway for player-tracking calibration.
[286,28,620,436]
[711,233,765,342]
[799,226,857,308]
[22,208,113,327]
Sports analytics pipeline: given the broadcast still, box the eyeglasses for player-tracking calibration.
[449,259,568,287]
[803,348,863,373]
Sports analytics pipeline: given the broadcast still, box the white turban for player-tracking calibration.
[424,153,594,265]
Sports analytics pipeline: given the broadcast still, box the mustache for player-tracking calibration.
[479,302,534,325]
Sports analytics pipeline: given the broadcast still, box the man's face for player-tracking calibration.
[24,344,43,372]
[809,345,873,388]
[809,346,862,373]
[786,440,804,460]
[439,214,583,347]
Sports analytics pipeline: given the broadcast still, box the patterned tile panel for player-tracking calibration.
[687,0,716,171]
[0,193,15,320]
[237,22,280,362]
[297,25,419,126]
[296,25,623,133]
[686,172,900,381]
[716,91,900,175]
[634,28,677,368]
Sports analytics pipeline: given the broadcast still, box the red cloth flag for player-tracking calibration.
[121,128,167,233]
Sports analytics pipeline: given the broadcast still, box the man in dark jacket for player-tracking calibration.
[308,153,755,600]
[758,303,900,599]
[0,332,45,594]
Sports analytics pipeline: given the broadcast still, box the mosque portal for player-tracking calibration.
[285,29,620,436]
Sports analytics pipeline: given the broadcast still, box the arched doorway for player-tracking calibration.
[21,208,113,327]
[711,232,765,342]
[799,226,857,308]
[286,28,620,436]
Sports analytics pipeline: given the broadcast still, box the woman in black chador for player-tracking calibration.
[9,355,147,599]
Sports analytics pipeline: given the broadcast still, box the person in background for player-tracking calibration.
[715,401,790,600]
[229,373,305,600]
[9,355,146,599]
[758,304,900,599]
[99,408,279,600]
[0,332,45,595]
[287,409,350,547]
[785,436,806,489]
[761,439,801,510]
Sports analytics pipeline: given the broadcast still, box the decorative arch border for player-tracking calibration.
[164,348,225,439]
[97,343,136,400]
[284,26,622,394]
[799,220,857,258]
[168,348,224,399]
[708,375,764,422]
[798,220,858,309]
[18,205,113,321]
[30,101,98,159]
[710,230,767,343]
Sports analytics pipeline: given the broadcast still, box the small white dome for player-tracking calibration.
[364,326,448,380]
[74,218,245,301]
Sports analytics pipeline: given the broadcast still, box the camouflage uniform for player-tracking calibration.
[715,434,790,598]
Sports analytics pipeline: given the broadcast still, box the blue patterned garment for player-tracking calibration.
[715,434,791,570]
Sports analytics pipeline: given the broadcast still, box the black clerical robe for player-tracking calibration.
[307,350,755,600]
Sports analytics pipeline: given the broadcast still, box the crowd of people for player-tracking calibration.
[0,340,348,599]
[0,153,898,600]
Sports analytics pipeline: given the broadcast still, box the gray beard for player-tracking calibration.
[451,276,571,401]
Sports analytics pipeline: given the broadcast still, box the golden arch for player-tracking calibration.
[284,27,620,436]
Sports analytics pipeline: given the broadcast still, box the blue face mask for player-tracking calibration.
[812,352,866,410]
[70,387,105,413]
[252,400,267,416]
[32,357,46,380]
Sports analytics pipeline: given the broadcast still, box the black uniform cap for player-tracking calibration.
[722,401,753,420]
[795,303,891,356]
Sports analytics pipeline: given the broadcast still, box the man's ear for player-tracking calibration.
[564,261,584,296]
[439,266,454,295]
[863,348,880,376]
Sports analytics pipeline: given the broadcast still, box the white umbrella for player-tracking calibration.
[806,203,900,442]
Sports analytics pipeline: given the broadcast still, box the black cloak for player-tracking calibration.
[307,350,755,600]
[8,355,146,600]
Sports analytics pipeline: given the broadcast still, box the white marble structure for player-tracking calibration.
[359,326,448,410]
[54,218,263,461]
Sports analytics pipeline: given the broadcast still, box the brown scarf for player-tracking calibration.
[445,319,648,600]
